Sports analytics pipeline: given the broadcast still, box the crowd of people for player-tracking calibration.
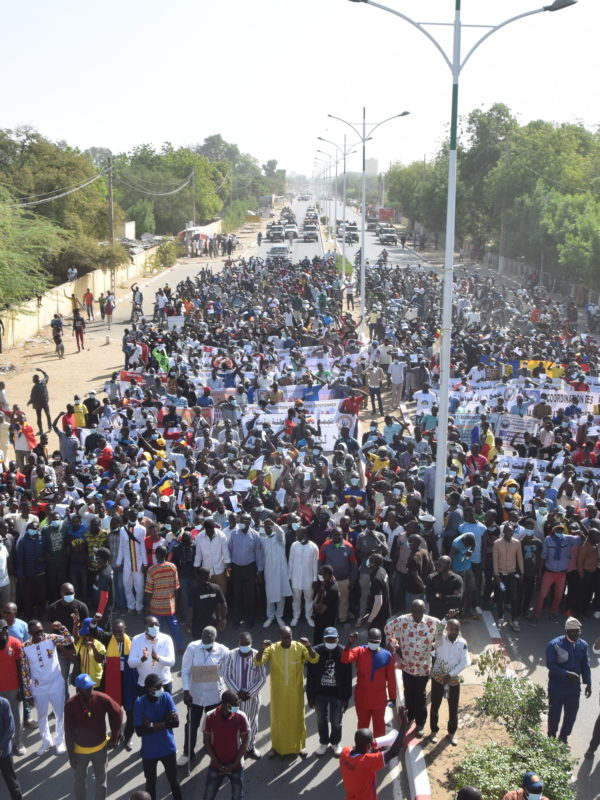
[1,211,600,800]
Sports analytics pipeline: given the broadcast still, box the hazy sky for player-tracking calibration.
[2,0,597,180]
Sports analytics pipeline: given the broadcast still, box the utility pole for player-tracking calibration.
[192,167,196,226]
[108,155,116,297]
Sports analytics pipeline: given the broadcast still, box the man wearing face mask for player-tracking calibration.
[254,626,318,758]
[134,673,181,800]
[545,616,592,743]
[492,524,523,630]
[361,554,391,644]
[14,522,46,619]
[179,625,229,768]
[532,523,580,625]
[20,619,74,754]
[41,510,68,600]
[0,619,25,756]
[202,690,249,800]
[128,617,175,697]
[228,513,263,628]
[223,632,266,760]
[288,522,319,627]
[192,518,230,597]
[306,627,352,757]
[314,565,340,644]
[341,628,396,737]
[319,528,358,626]
[116,510,147,615]
[259,518,291,628]
[64,673,122,800]
[502,771,549,800]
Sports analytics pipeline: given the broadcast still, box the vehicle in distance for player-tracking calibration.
[268,245,291,258]
[267,225,284,241]
[379,226,398,245]
[345,230,359,244]
[303,224,318,242]
[366,217,378,231]
[284,224,299,239]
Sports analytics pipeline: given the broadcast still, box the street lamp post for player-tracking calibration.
[318,136,359,275]
[328,108,409,338]
[347,0,577,536]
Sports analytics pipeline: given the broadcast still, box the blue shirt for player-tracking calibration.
[7,618,28,642]
[541,534,580,572]
[133,692,177,759]
[451,534,474,573]
[457,521,485,564]
[228,527,264,570]
[546,634,591,688]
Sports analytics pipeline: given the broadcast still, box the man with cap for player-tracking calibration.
[545,616,592,743]
[306,627,352,757]
[73,615,106,688]
[64,673,122,800]
[502,771,549,800]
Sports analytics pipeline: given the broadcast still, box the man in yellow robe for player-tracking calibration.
[254,626,319,757]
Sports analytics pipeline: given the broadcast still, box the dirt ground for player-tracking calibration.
[423,683,512,800]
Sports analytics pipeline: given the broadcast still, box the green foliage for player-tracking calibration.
[453,733,576,800]
[155,240,177,268]
[223,199,251,233]
[53,236,127,277]
[336,255,353,276]
[386,105,600,283]
[475,675,547,734]
[127,198,155,236]
[0,187,70,310]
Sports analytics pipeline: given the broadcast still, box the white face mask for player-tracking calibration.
[324,641,338,650]
[367,641,380,651]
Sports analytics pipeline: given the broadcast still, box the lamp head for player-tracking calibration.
[544,0,576,9]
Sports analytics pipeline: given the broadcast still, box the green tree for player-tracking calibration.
[127,198,155,236]
[0,187,70,309]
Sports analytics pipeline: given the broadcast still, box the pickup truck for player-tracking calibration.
[268,225,284,242]
[268,245,292,259]
[303,224,318,242]
[379,227,398,245]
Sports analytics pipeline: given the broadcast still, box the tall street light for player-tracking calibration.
[328,108,410,338]
[347,0,577,536]
[317,149,343,245]
[318,136,359,279]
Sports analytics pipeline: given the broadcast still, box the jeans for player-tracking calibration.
[391,571,406,614]
[73,746,107,800]
[113,567,127,611]
[231,563,257,625]
[183,703,218,758]
[0,756,22,800]
[178,575,193,616]
[369,387,383,414]
[142,753,182,800]
[156,613,183,650]
[314,695,343,745]
[429,679,460,735]
[0,690,22,750]
[69,562,89,605]
[34,404,52,433]
[495,573,520,620]
[579,570,598,616]
[587,711,600,753]
[402,671,429,728]
[519,575,537,616]
[204,766,243,800]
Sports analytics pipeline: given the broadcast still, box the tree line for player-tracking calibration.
[0,128,285,309]
[385,103,600,284]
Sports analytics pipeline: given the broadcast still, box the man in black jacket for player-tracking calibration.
[306,627,353,757]
[425,556,463,620]
[27,369,51,435]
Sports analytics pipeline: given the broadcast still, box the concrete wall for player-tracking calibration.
[3,245,159,349]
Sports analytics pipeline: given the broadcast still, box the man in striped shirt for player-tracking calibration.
[144,546,183,653]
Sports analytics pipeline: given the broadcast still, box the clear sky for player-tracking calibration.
[2,0,597,181]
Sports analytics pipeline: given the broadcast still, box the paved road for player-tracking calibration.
[12,198,407,799]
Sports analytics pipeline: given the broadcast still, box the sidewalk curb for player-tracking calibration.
[396,668,432,800]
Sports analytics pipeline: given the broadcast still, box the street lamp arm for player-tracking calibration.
[366,111,410,139]
[328,114,362,141]
[363,0,452,71]
[460,7,544,71]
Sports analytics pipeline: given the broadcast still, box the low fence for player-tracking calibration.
[483,252,591,305]
[3,245,160,349]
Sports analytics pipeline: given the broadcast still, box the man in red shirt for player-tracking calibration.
[341,629,396,737]
[339,722,404,800]
[0,620,24,755]
[202,690,249,800]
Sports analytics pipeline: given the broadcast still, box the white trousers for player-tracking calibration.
[266,599,286,620]
[292,588,314,621]
[123,568,145,611]
[33,682,65,748]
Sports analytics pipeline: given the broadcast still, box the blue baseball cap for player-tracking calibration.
[323,627,338,638]
[74,673,95,690]
[79,617,94,636]
[523,772,543,792]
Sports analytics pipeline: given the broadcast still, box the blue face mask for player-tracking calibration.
[28,529,38,536]
[152,687,164,698]
[63,594,75,603]
[51,520,61,528]
[367,642,380,651]
[239,645,252,654]
[146,626,159,638]
[229,706,239,714]
[201,642,214,650]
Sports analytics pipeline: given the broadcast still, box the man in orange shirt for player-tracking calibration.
[339,721,405,800]
[502,771,549,800]
[144,546,183,653]
[83,289,94,321]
